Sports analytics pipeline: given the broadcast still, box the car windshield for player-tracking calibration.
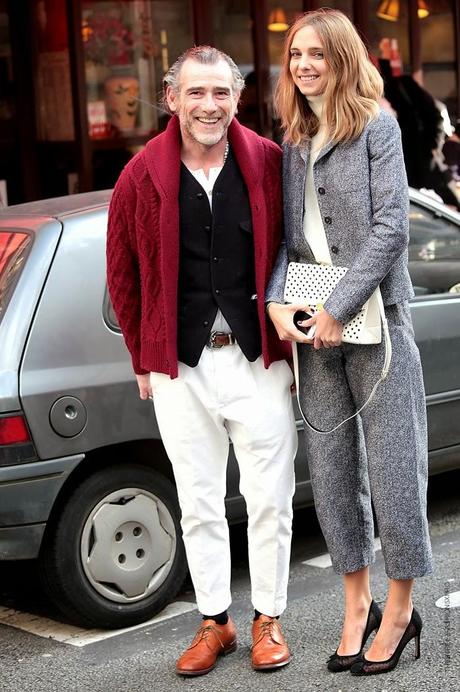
[0,231,33,325]
[408,202,460,295]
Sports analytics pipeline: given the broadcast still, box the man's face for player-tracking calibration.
[166,59,240,147]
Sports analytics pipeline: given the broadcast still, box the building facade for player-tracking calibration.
[1,0,459,205]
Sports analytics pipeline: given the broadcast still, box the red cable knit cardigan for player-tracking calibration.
[106,115,290,378]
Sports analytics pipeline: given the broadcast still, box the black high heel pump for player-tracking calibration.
[350,607,422,676]
[327,600,382,673]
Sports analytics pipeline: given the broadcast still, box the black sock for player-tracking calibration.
[254,609,279,620]
[202,610,228,625]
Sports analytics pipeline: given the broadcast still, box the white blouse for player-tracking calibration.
[303,94,332,265]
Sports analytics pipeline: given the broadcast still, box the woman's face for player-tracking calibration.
[289,25,329,98]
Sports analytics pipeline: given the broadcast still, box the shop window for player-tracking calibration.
[34,0,75,142]
[82,0,192,140]
[420,0,456,118]
[368,0,410,72]
[213,1,254,76]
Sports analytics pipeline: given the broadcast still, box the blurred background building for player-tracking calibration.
[0,0,459,204]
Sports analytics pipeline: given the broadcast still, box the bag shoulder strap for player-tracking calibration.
[293,292,392,435]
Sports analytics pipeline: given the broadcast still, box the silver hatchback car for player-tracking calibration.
[1,189,460,629]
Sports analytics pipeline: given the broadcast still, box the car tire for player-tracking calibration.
[39,464,187,629]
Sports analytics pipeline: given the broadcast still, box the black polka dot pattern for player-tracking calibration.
[284,262,373,344]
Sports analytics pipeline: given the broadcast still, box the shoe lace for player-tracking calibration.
[260,620,275,634]
[190,624,224,650]
[254,618,276,645]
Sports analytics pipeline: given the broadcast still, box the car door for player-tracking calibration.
[408,196,460,459]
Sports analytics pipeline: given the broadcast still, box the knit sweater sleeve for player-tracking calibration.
[106,172,148,375]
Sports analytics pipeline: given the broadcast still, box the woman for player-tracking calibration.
[266,9,432,677]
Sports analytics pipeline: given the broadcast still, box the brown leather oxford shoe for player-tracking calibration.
[251,615,291,671]
[175,618,237,677]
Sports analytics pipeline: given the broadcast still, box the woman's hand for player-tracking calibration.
[298,310,343,349]
[267,302,312,343]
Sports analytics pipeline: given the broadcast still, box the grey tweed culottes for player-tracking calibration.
[298,301,433,579]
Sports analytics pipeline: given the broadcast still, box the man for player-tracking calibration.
[107,46,297,677]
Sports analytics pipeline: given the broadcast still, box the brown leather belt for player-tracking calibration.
[206,331,236,349]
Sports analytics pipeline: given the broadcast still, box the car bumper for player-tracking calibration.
[0,454,84,560]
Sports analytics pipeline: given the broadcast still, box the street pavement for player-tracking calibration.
[0,470,459,692]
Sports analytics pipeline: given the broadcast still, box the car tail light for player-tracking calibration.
[0,230,33,325]
[0,414,38,466]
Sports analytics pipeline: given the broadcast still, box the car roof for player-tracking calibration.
[0,186,459,228]
[0,190,112,221]
[409,188,460,223]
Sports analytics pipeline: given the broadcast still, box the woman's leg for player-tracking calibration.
[297,344,377,656]
[365,578,413,661]
[344,303,432,662]
[297,344,376,575]
[345,302,432,581]
[337,567,373,655]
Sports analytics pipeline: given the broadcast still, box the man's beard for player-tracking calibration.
[184,112,231,147]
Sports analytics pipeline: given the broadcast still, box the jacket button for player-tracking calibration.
[203,321,209,327]
[204,225,211,231]
[318,187,325,195]
[331,245,339,254]
[324,216,332,224]
[196,192,204,199]
[213,257,219,262]
[215,289,220,295]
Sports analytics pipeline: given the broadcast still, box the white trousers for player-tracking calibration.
[150,346,297,617]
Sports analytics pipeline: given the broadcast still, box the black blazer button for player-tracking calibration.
[324,216,332,224]
[203,321,209,326]
[318,187,325,195]
[215,289,220,295]
[196,192,204,199]
[331,245,339,254]
[204,225,211,231]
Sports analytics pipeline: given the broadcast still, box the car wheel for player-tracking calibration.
[39,464,187,629]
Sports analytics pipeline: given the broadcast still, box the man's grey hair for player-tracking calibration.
[163,45,245,109]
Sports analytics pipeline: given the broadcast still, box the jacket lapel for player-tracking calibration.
[286,143,314,262]
[144,116,181,200]
[229,119,268,285]
[143,117,181,340]
[315,138,337,163]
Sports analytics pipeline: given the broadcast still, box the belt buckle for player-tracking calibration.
[208,331,224,349]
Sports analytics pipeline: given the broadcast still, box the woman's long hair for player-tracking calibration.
[275,9,383,146]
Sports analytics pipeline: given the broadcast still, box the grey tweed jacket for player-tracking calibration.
[266,110,414,324]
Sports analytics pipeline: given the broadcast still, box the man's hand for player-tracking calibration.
[136,373,152,400]
[297,310,342,349]
[267,302,313,343]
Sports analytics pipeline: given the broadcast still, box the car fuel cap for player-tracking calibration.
[49,396,87,437]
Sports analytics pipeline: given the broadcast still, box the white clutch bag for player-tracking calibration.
[283,261,392,434]
[284,261,382,344]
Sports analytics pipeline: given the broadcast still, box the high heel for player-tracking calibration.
[327,600,382,673]
[350,607,422,676]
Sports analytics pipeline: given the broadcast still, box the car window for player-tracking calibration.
[408,202,460,296]
[103,288,121,333]
[0,230,33,325]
